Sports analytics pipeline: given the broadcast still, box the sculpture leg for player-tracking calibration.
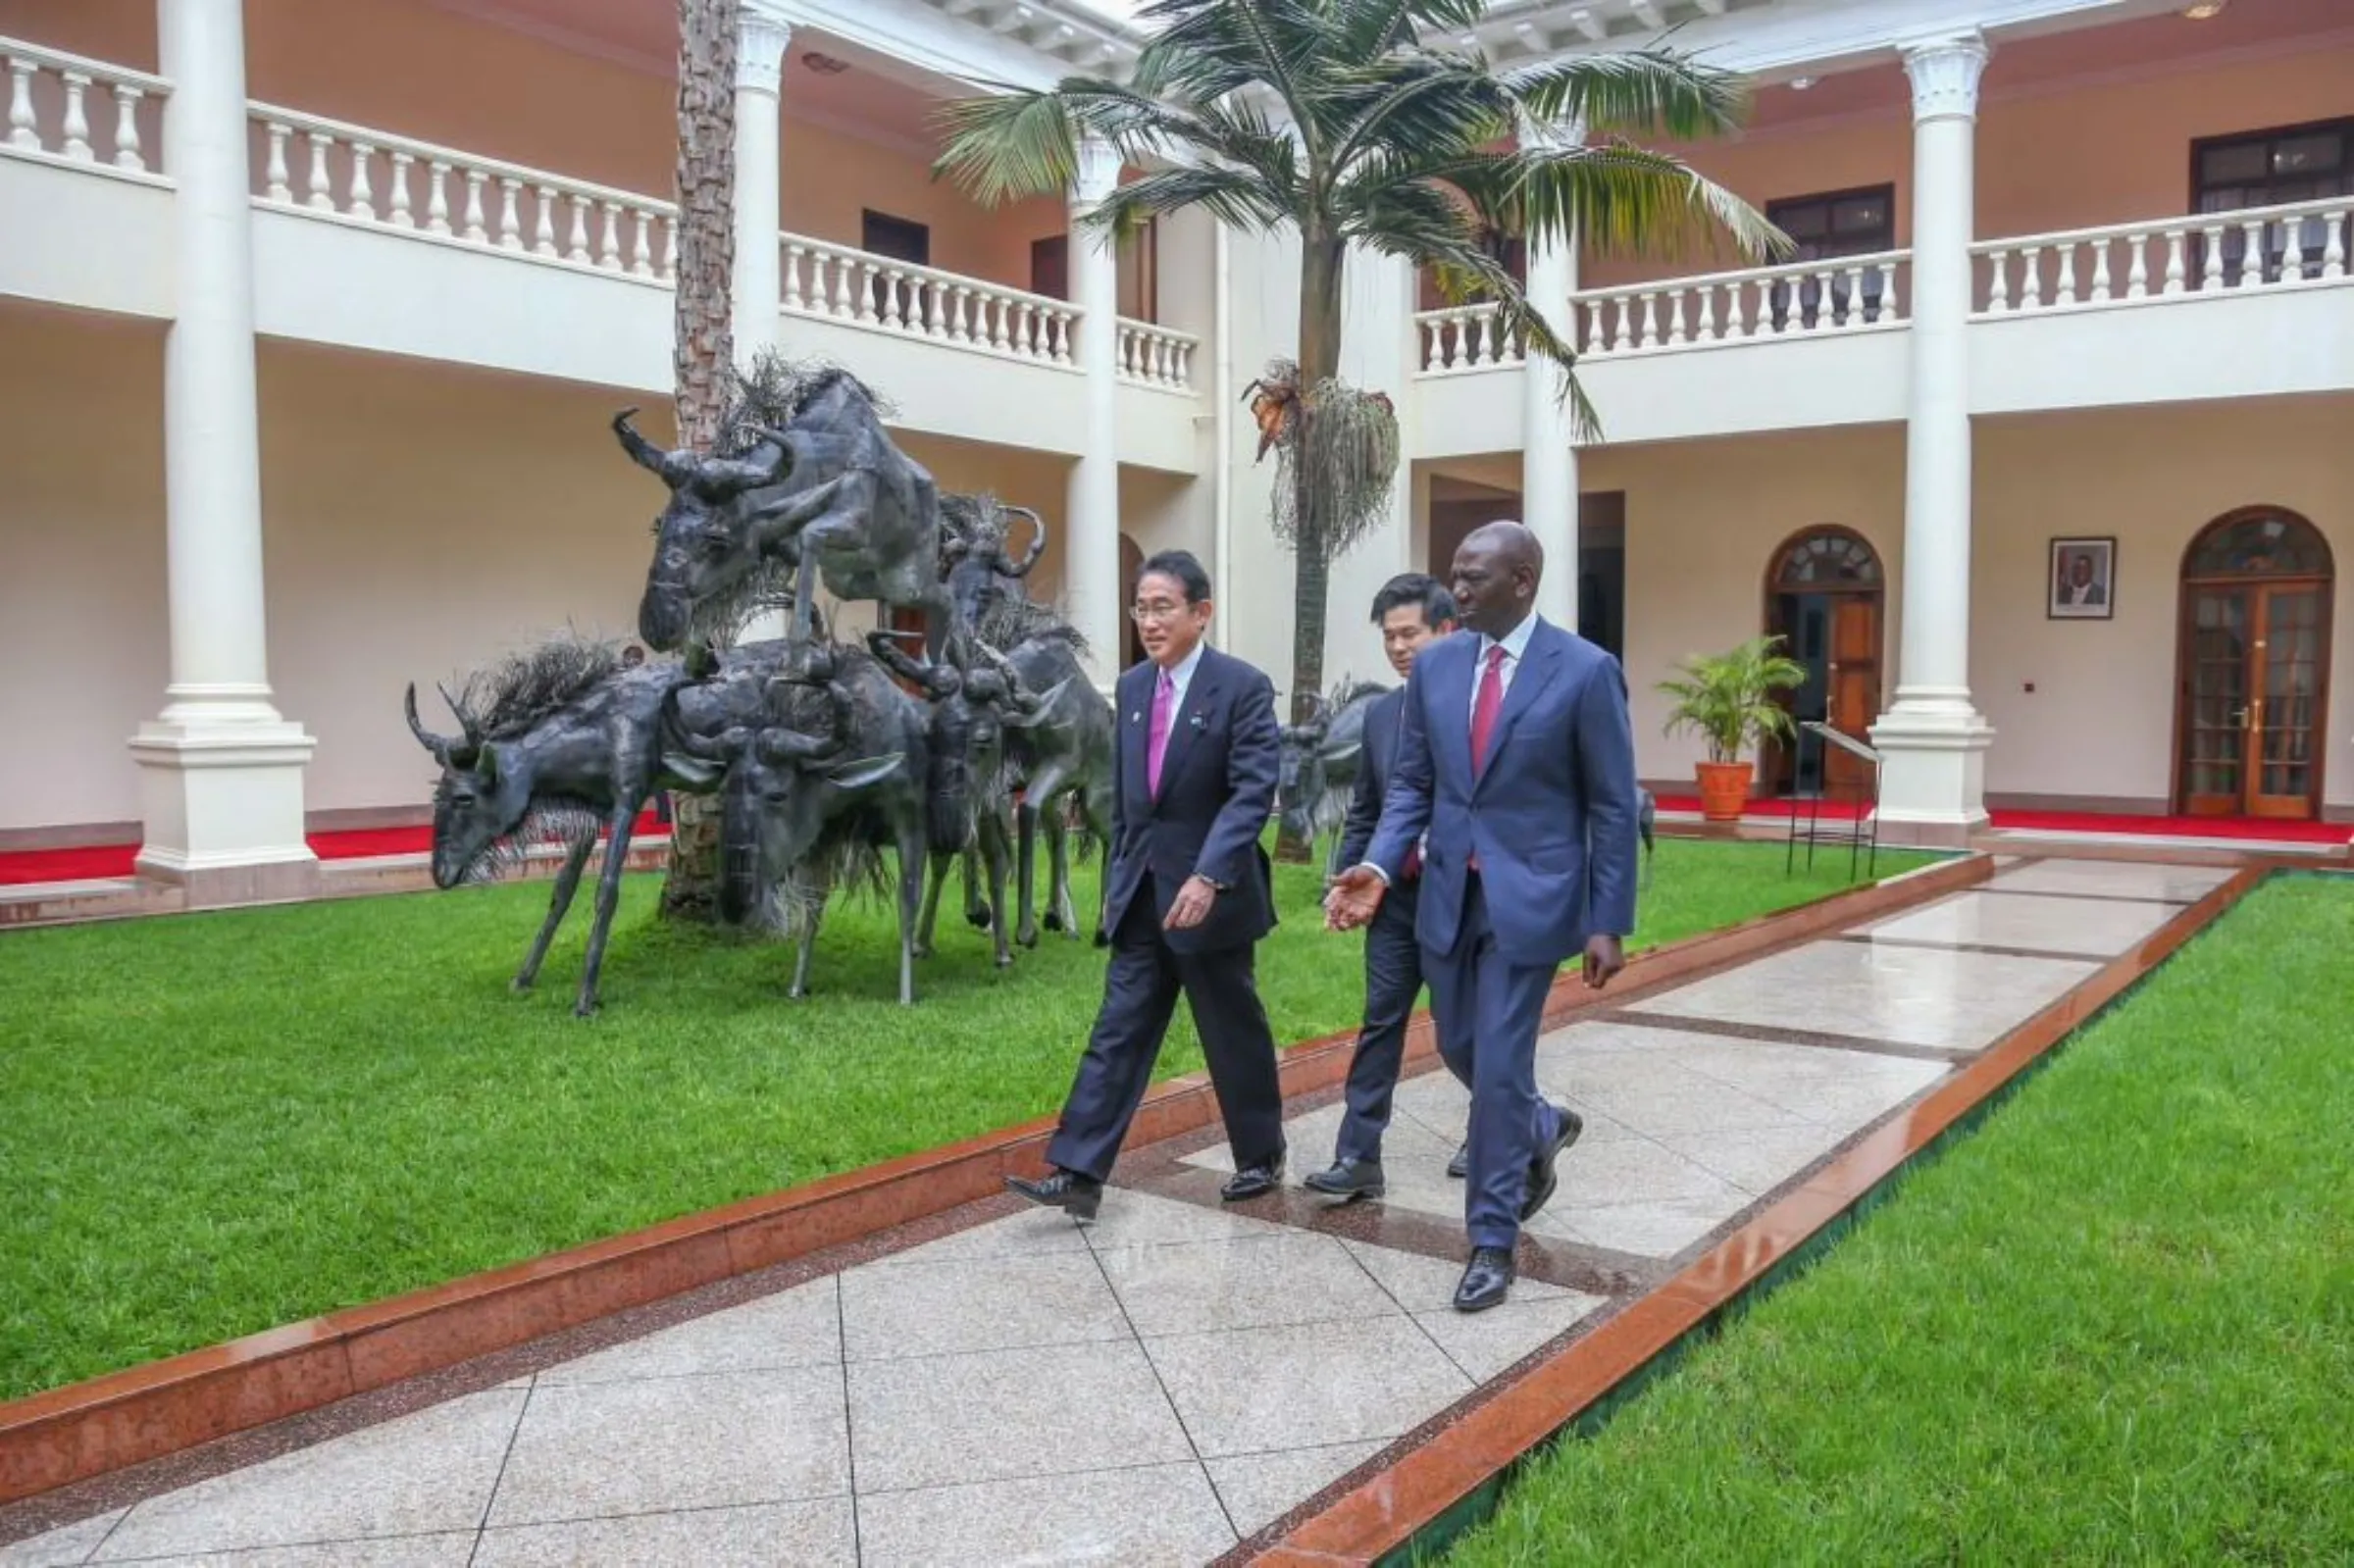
[1014,801,1040,948]
[962,839,990,930]
[897,825,926,1006]
[517,835,596,992]
[916,847,951,958]
[980,807,1013,968]
[790,898,823,999]
[573,808,644,1017]
[1047,805,1075,938]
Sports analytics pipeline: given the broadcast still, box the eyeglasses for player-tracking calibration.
[1129,599,1195,624]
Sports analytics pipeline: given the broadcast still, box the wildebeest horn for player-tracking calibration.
[405,683,459,765]
[754,678,857,765]
[658,686,743,763]
[997,507,1048,578]
[866,630,958,697]
[689,436,791,500]
[611,408,693,487]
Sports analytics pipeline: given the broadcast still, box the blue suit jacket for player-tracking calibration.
[1364,619,1640,966]
[1104,644,1281,954]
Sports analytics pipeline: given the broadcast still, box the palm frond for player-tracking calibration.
[1501,49,1751,143]
[1091,165,1295,236]
[1442,142,1790,265]
[932,90,1081,208]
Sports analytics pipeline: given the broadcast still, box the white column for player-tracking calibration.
[733,6,792,644]
[1870,33,1993,845]
[1063,133,1124,689]
[1518,113,1582,632]
[129,0,318,901]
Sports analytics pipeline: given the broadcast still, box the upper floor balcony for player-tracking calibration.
[0,14,1207,474]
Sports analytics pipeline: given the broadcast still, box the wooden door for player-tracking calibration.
[2179,583,2329,818]
[2249,583,2328,818]
[1822,596,1881,792]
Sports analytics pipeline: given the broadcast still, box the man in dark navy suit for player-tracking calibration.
[1328,522,1641,1311]
[1008,550,1288,1221]
[1304,574,1459,1202]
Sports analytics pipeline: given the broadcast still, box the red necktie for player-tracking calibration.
[1470,643,1507,771]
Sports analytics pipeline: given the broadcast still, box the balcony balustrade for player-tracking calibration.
[1973,194,2351,316]
[3,37,167,176]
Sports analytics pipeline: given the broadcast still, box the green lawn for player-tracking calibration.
[1448,874,2354,1566]
[0,837,1927,1400]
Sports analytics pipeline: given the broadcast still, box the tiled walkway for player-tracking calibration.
[1,857,2234,1568]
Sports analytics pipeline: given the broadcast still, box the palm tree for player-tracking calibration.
[659,0,739,922]
[936,0,1785,734]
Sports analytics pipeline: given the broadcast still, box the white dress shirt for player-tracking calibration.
[1151,639,1206,714]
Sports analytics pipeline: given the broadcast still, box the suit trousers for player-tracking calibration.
[1422,874,1564,1250]
[1047,876,1288,1183]
[1332,887,1447,1164]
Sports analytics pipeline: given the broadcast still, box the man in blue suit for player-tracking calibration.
[1305,573,1459,1202]
[1009,550,1289,1221]
[1328,522,1641,1311]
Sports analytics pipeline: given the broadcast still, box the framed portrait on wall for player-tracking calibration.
[2048,536,2116,621]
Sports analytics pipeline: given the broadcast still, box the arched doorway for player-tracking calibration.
[1763,527,1885,797]
[1118,532,1146,671]
[2174,507,2334,819]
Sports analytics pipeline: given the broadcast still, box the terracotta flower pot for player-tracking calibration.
[1694,760,1754,823]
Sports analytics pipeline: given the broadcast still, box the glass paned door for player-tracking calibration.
[2182,587,2250,815]
[2251,585,2326,818]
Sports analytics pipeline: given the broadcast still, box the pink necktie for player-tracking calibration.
[1470,643,1507,771]
[1147,670,1175,796]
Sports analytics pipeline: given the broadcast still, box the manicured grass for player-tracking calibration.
[1448,874,2354,1566]
[0,837,1928,1399]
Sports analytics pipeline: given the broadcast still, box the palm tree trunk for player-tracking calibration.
[1275,233,1347,862]
[659,0,738,923]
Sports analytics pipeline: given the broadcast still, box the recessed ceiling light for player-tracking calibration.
[2181,1,2226,17]
[1789,76,1817,90]
[800,51,850,75]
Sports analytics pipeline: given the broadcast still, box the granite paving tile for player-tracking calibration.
[1986,858,2232,902]
[473,1498,855,1567]
[486,1368,848,1527]
[866,1208,1093,1266]
[839,1247,1127,1362]
[1142,1315,1470,1458]
[1856,889,2179,958]
[535,1277,841,1386]
[91,1536,475,1566]
[1095,1232,1398,1338]
[1204,1442,1384,1538]
[855,1462,1236,1567]
[846,1340,1191,1494]
[93,1391,525,1561]
[0,1509,124,1568]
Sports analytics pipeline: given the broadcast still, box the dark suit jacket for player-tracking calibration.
[1365,619,1640,967]
[1337,688,1414,909]
[1105,644,1280,954]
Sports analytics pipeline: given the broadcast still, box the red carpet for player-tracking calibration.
[1652,794,2349,846]
[0,811,671,888]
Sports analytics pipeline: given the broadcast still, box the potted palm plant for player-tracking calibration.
[1659,635,1809,822]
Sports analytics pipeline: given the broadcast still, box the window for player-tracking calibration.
[1764,183,1895,328]
[860,210,931,268]
[2190,119,2352,284]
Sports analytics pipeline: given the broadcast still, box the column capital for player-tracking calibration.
[738,9,793,95]
[1071,132,1122,207]
[1900,32,1989,124]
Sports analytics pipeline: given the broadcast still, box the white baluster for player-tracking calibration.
[1882,260,1903,321]
[263,122,291,201]
[1606,296,1628,353]
[1636,292,1657,350]
[597,200,622,269]
[1844,264,1868,328]
[1419,319,1438,372]
[990,297,1011,352]
[2019,246,2044,311]
[831,253,856,319]
[1983,250,2009,314]
[2122,234,2144,301]
[496,177,523,248]
[5,59,36,152]
[2201,224,2225,290]
[2239,218,2264,286]
[2161,228,2185,295]
[109,83,143,171]
[877,269,905,329]
[1051,311,1073,365]
[2053,244,2076,307]
[386,150,414,228]
[1663,288,1686,346]
[781,241,805,307]
[425,161,450,234]
[2323,207,2346,280]
[565,194,590,263]
[463,171,488,244]
[532,185,558,256]
[1017,304,1039,359]
[59,71,90,160]
[957,285,980,340]
[344,142,375,221]
[1726,281,1750,341]
[306,132,334,212]
[1120,329,1138,378]
[660,216,677,280]
[2280,215,2307,282]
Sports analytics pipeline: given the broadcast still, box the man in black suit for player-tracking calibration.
[1305,574,1459,1202]
[1007,550,1288,1220]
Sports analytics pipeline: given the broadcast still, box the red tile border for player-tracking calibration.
[0,851,1994,1507]
[1248,863,2269,1566]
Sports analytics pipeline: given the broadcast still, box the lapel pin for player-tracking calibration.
[1129,711,1141,724]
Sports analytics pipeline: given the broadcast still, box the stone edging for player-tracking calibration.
[0,851,1993,1506]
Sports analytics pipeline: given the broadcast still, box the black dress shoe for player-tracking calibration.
[1447,1140,1469,1181]
[1302,1158,1385,1201]
[1519,1104,1584,1222]
[1220,1150,1286,1202]
[1454,1245,1515,1312]
[1004,1168,1102,1223]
